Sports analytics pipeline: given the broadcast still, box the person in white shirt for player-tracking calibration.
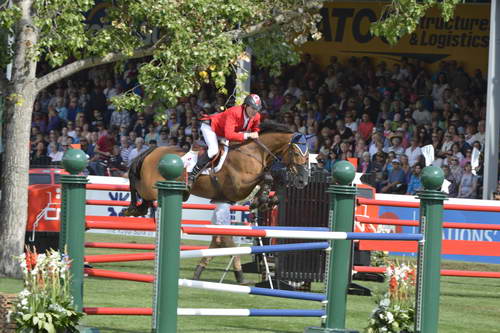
[283,79,303,99]
[127,137,149,167]
[411,101,432,126]
[405,138,423,167]
[385,135,405,156]
[344,113,358,133]
[48,142,65,163]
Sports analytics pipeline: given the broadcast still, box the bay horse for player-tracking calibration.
[123,121,310,217]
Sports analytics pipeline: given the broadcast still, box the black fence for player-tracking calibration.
[257,171,374,288]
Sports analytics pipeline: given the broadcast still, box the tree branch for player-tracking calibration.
[34,9,302,92]
[34,47,155,92]
[226,12,292,40]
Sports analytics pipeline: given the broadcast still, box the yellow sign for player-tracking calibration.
[301,2,490,74]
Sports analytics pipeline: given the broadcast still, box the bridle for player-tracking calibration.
[254,136,309,175]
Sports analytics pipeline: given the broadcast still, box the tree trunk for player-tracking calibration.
[0,0,38,278]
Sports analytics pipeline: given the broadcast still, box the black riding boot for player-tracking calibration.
[188,151,210,190]
[193,265,205,280]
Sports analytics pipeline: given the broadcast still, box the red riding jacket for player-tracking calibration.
[202,105,261,142]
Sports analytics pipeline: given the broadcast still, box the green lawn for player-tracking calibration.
[2,233,500,333]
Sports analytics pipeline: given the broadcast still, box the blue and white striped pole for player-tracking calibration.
[179,279,326,302]
[177,308,324,317]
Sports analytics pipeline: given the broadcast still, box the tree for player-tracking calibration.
[0,0,460,277]
[0,0,324,277]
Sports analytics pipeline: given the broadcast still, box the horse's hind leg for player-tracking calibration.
[124,189,139,216]
[136,200,153,217]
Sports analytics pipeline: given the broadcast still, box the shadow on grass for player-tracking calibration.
[444,279,500,288]
[90,327,148,333]
[178,323,299,333]
[441,291,500,299]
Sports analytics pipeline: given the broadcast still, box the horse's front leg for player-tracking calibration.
[250,173,277,212]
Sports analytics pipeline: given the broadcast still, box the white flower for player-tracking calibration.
[386,311,394,323]
[380,297,390,307]
[19,289,31,298]
[48,303,65,313]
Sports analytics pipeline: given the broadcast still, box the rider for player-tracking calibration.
[187,94,262,190]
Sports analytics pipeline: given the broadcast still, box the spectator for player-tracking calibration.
[110,108,131,130]
[357,152,372,173]
[405,137,422,167]
[493,183,500,201]
[412,101,432,126]
[92,127,117,175]
[66,97,82,122]
[380,159,406,194]
[95,121,108,138]
[149,139,158,149]
[30,142,51,166]
[458,162,478,198]
[108,145,127,176]
[157,130,169,147]
[48,142,64,163]
[283,79,302,99]
[79,137,95,160]
[336,119,353,142]
[132,114,147,138]
[145,123,159,143]
[119,135,131,166]
[344,113,358,133]
[128,137,149,167]
[85,86,107,123]
[371,152,386,173]
[385,134,404,155]
[406,163,423,195]
[103,79,119,125]
[358,113,374,141]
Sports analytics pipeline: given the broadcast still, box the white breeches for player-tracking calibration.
[211,202,232,225]
[200,122,219,159]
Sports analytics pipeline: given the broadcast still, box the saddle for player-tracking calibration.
[191,139,226,167]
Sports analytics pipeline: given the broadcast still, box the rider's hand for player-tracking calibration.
[247,132,259,140]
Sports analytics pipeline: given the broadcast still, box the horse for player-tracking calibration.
[123,121,310,217]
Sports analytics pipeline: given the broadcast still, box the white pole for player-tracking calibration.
[483,0,500,199]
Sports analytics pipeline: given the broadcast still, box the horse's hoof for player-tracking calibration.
[124,208,138,217]
[182,191,191,202]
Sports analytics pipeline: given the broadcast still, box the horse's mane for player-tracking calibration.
[259,120,293,134]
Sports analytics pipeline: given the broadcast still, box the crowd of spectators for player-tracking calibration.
[27,54,499,199]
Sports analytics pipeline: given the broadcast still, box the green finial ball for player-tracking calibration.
[421,166,444,190]
[332,160,355,185]
[62,149,89,175]
[158,154,184,180]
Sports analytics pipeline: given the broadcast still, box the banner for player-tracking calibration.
[301,2,490,74]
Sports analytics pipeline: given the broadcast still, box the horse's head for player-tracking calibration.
[282,133,309,189]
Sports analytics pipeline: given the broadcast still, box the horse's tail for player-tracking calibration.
[125,146,157,216]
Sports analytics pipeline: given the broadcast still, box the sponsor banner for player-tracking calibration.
[301,1,490,74]
[376,201,500,265]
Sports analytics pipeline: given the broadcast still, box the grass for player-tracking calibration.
[2,233,500,332]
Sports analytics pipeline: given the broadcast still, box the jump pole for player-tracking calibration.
[58,149,97,333]
[151,154,185,333]
[305,161,359,333]
[414,166,447,333]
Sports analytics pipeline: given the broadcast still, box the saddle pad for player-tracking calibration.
[181,144,229,175]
